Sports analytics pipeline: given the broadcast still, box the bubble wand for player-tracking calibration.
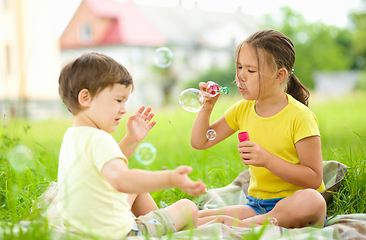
[206,81,229,97]
[178,81,230,112]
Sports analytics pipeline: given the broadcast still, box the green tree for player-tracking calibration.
[349,0,366,69]
[262,6,354,89]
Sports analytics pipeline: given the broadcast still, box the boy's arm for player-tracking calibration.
[102,158,206,197]
[118,106,156,158]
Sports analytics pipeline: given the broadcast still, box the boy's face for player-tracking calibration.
[86,83,131,133]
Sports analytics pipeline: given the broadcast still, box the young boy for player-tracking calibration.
[57,52,206,239]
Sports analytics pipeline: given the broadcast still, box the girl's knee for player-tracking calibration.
[298,189,326,211]
[292,189,327,224]
[272,189,326,227]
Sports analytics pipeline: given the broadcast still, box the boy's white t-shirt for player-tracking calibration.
[57,127,133,239]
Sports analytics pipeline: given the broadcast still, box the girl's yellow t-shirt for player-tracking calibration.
[224,94,325,199]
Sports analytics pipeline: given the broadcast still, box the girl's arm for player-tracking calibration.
[191,115,235,149]
[191,82,236,149]
[241,136,323,189]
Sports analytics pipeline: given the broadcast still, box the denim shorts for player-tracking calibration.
[246,195,284,215]
[246,195,328,227]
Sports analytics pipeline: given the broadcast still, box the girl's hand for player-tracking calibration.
[238,141,271,168]
[198,82,220,109]
[126,106,156,143]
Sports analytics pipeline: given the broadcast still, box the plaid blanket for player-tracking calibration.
[10,160,364,240]
[171,160,366,240]
[200,160,349,210]
[171,213,366,240]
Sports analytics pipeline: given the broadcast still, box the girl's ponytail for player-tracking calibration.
[285,73,310,107]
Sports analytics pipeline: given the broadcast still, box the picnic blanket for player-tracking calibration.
[200,160,349,210]
[9,160,366,239]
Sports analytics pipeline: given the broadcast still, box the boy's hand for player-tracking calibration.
[171,166,206,197]
[126,106,156,143]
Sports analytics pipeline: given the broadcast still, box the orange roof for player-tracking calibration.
[67,0,166,47]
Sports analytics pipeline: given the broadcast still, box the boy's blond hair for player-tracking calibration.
[58,52,134,115]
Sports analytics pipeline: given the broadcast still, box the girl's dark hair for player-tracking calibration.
[235,29,310,106]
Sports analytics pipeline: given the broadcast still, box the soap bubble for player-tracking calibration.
[153,47,173,68]
[160,201,168,208]
[269,217,279,226]
[135,142,157,165]
[206,129,216,140]
[179,88,205,113]
[7,145,35,173]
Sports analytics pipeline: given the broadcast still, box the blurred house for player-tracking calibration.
[60,0,258,110]
[314,71,360,98]
[0,0,258,120]
[0,0,61,119]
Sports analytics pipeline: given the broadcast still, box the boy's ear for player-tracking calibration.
[275,68,287,84]
[78,89,92,107]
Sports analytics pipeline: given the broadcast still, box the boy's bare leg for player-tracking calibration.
[128,193,158,217]
[198,205,257,220]
[165,199,198,231]
[198,215,242,226]
[199,215,258,228]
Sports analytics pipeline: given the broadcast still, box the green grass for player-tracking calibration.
[1,92,366,238]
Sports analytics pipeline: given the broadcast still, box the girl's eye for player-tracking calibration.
[248,69,256,73]
[116,100,122,103]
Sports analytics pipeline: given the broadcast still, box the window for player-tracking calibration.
[5,44,11,74]
[3,0,8,10]
[79,23,92,44]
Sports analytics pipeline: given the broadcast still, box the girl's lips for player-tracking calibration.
[238,86,244,93]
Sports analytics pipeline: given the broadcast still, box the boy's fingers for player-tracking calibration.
[177,166,192,175]
[145,113,155,124]
[136,106,146,117]
[142,107,151,117]
[188,182,206,196]
[146,112,154,121]
[148,121,157,129]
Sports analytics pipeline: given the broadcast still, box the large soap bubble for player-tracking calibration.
[153,47,173,68]
[135,142,157,165]
[7,145,35,173]
[178,88,205,113]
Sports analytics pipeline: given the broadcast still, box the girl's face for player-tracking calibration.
[235,44,276,101]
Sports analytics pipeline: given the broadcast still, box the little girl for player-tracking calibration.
[192,29,327,228]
